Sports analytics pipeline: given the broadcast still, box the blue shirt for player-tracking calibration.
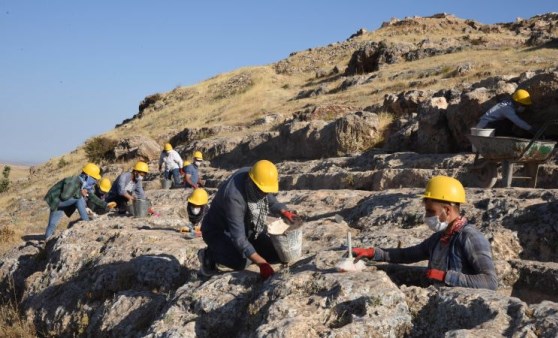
[477,100,531,131]
[107,171,145,200]
[184,164,199,188]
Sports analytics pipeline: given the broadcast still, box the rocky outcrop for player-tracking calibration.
[181,112,381,168]
[345,41,415,75]
[113,136,162,161]
[4,183,558,336]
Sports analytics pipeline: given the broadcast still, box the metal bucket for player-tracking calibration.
[160,178,172,190]
[269,228,302,264]
[133,199,150,218]
[470,128,495,152]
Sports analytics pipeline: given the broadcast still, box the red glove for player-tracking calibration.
[281,210,302,226]
[352,247,375,260]
[426,268,446,282]
[179,168,185,175]
[258,263,274,280]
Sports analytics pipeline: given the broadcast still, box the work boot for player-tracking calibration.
[197,248,217,277]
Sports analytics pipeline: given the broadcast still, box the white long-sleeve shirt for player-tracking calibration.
[476,100,531,131]
[158,150,183,171]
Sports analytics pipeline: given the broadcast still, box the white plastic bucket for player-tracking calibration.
[470,128,495,152]
[267,219,303,263]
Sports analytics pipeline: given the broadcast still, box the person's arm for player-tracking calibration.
[117,173,134,201]
[158,153,164,171]
[504,106,532,131]
[224,194,257,260]
[375,235,434,264]
[444,232,498,290]
[267,194,287,215]
[135,180,145,199]
[174,151,183,168]
[87,192,107,210]
[184,166,198,188]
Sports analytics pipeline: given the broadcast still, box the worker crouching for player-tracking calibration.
[198,160,301,280]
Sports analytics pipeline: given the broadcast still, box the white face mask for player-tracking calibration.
[195,160,202,166]
[425,215,448,232]
[136,174,144,182]
[191,207,201,215]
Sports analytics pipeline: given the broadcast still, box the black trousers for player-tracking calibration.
[205,232,280,270]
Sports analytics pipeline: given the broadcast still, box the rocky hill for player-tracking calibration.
[1,13,558,337]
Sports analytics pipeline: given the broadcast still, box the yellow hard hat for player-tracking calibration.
[133,161,149,173]
[512,89,532,106]
[421,176,466,204]
[82,163,101,180]
[187,188,209,206]
[183,160,191,167]
[98,178,112,193]
[164,143,173,151]
[249,160,279,193]
[193,151,203,161]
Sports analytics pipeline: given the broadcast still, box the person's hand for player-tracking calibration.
[425,268,446,282]
[352,247,375,261]
[258,262,274,280]
[107,202,117,209]
[281,210,303,226]
[81,189,89,198]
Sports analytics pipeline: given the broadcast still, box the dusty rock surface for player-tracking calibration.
[3,160,558,336]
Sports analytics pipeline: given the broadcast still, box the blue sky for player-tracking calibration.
[0,1,556,164]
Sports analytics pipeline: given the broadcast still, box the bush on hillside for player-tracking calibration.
[57,157,69,169]
[0,166,10,193]
[138,93,163,113]
[84,136,117,164]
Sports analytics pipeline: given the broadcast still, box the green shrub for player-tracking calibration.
[0,179,8,193]
[57,157,69,169]
[2,166,10,179]
[139,93,163,113]
[84,136,117,163]
[0,166,10,193]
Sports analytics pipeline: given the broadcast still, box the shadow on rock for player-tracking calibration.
[406,289,497,337]
[23,254,190,337]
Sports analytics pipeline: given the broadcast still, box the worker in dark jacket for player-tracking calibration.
[86,178,116,216]
[352,176,498,291]
[199,160,301,279]
[106,161,148,214]
[44,163,102,239]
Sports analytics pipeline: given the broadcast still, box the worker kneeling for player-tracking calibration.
[198,160,301,280]
[352,176,498,290]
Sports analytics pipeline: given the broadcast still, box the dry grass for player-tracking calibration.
[0,301,36,338]
[0,277,36,338]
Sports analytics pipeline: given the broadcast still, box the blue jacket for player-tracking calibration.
[374,223,498,290]
[477,100,531,131]
[107,171,145,200]
[201,167,286,258]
